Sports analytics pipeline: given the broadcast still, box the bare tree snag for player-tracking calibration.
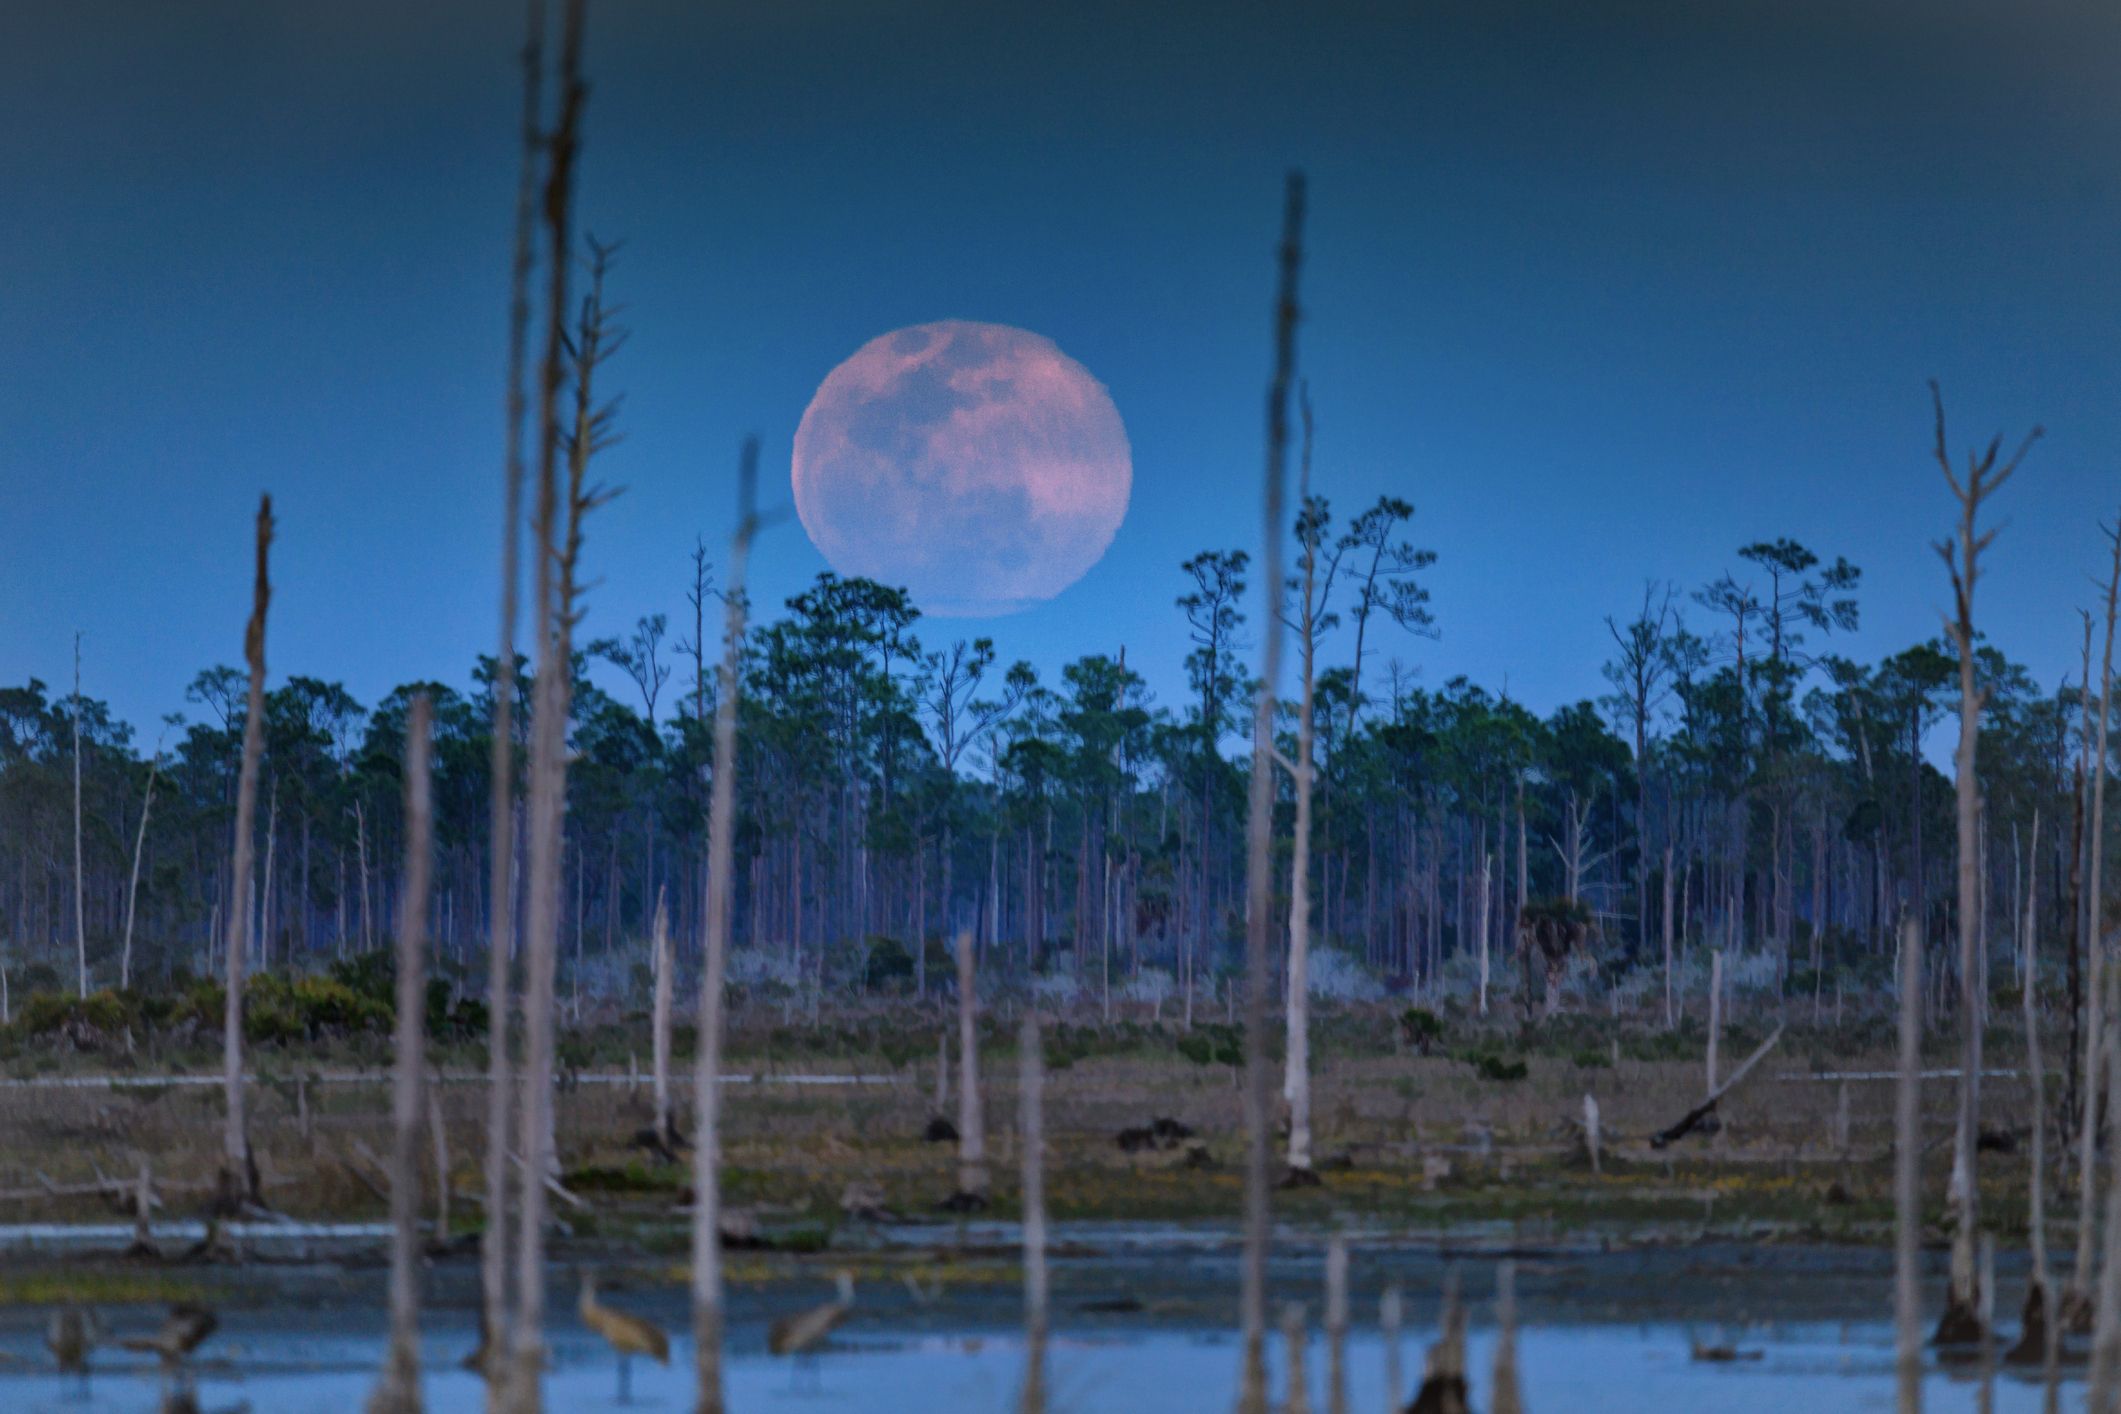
[219,495,273,1214]
[1283,384,1320,1183]
[2007,813,2052,1369]
[480,0,546,1382]
[1931,381,2039,1345]
[429,1089,451,1248]
[1281,1304,1311,1414]
[2070,602,2104,1331]
[507,1,588,1401]
[121,731,167,990]
[953,928,987,1203]
[650,889,673,1149]
[1650,1024,1782,1148]
[1019,1012,1048,1414]
[1379,1286,1404,1413]
[691,439,761,1414]
[2078,519,2121,1339]
[1237,169,1305,1414]
[1896,915,1923,1414]
[71,632,86,995]
[370,693,433,1414]
[1662,842,1676,1029]
[1323,1235,1348,1414]
[1707,948,1723,1091]
[1491,1262,1523,1414]
[2094,814,2121,1398]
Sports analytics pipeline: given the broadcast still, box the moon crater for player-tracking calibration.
[791,320,1132,617]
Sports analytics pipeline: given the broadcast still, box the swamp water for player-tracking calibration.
[0,1235,2077,1411]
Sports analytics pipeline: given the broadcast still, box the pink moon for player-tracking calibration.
[791,320,1133,617]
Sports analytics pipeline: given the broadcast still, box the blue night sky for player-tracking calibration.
[6,0,2120,740]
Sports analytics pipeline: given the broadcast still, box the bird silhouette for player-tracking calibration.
[46,1305,96,1396]
[769,1270,856,1390]
[578,1271,670,1404]
[120,1303,218,1369]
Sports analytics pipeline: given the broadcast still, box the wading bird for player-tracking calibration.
[120,1304,218,1368]
[578,1271,669,1404]
[47,1305,95,1396]
[770,1270,856,1389]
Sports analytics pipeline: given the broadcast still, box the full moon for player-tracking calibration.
[791,320,1132,617]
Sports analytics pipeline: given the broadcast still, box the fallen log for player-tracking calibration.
[1650,1024,1784,1149]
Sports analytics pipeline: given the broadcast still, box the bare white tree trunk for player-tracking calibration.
[1323,1235,1348,1414]
[2022,811,2054,1371]
[71,632,86,996]
[650,890,673,1146]
[121,747,163,990]
[506,7,587,1402]
[1379,1286,1403,1413]
[370,694,434,1414]
[955,928,987,1198]
[1662,843,1675,1028]
[2074,537,2121,1322]
[1933,387,2036,1339]
[477,0,538,1358]
[691,442,759,1414]
[1896,914,1923,1414]
[356,800,374,954]
[1238,171,1304,1414]
[429,1090,451,1246]
[261,787,278,972]
[2093,945,2121,1398]
[1019,1013,1047,1414]
[1475,852,1492,1017]
[221,497,274,1209]
[2081,523,2121,1336]
[1491,1262,1522,1414]
[1707,948,1723,1092]
[1283,389,1320,1179]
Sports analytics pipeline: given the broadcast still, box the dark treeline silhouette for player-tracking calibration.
[0,522,2096,1020]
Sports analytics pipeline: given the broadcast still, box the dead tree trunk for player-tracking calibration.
[1283,385,1320,1181]
[2070,606,2104,1331]
[71,633,86,995]
[954,928,987,1201]
[478,0,544,1380]
[370,693,434,1414]
[220,497,274,1213]
[1896,913,1923,1414]
[1932,383,2037,1344]
[2095,524,2121,1391]
[1324,1234,1348,1414]
[650,890,673,1148]
[1380,1286,1404,1413]
[691,440,759,1414]
[2010,810,2053,1370]
[1663,842,1676,1029]
[506,4,588,1402]
[1019,1012,1047,1414]
[1238,170,1305,1414]
[2082,521,2121,1341]
[121,745,164,990]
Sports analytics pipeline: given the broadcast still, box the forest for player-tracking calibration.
[0,513,2099,1032]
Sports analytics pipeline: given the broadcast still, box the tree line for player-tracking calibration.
[2,512,2105,1024]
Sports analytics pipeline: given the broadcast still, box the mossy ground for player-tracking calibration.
[0,1002,2061,1264]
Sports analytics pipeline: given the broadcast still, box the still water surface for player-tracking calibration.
[0,1238,2074,1411]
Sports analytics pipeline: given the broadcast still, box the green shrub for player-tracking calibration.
[15,989,140,1041]
[1398,1007,1444,1054]
[1453,1049,1528,1082]
[1177,1022,1243,1070]
[862,937,914,993]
